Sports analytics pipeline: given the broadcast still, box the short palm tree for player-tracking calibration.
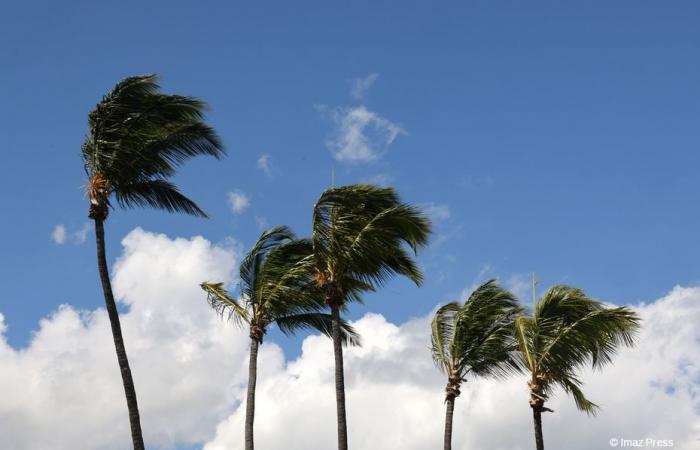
[82,74,224,450]
[514,285,641,450]
[431,280,523,450]
[201,226,359,450]
[311,184,431,450]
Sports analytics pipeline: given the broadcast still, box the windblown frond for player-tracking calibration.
[276,313,361,346]
[200,282,250,327]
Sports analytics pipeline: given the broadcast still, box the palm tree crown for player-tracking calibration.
[312,184,431,305]
[515,285,640,415]
[201,226,360,344]
[431,279,523,400]
[82,74,225,220]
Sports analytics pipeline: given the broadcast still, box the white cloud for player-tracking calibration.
[227,191,250,214]
[323,105,405,163]
[1,229,243,450]
[505,273,533,305]
[73,223,90,244]
[3,229,700,449]
[350,73,379,100]
[51,223,91,245]
[204,286,700,449]
[421,203,451,223]
[51,224,67,244]
[257,154,272,177]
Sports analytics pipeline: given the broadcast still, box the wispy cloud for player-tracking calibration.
[321,105,405,163]
[350,73,379,100]
[51,225,67,244]
[420,203,451,223]
[51,223,91,245]
[227,190,250,214]
[255,216,269,230]
[257,153,272,177]
[363,173,394,186]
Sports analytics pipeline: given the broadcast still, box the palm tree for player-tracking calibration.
[513,285,641,450]
[201,226,359,450]
[81,74,225,450]
[311,184,432,450]
[431,279,523,450]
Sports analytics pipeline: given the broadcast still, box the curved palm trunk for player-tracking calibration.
[245,336,260,450]
[331,304,349,450]
[443,396,455,450]
[532,408,544,450]
[93,218,145,450]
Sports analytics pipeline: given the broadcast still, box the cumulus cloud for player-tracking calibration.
[51,223,91,245]
[228,191,250,214]
[257,154,272,177]
[2,229,699,449]
[0,229,244,450]
[322,105,405,163]
[205,286,700,450]
[350,73,379,100]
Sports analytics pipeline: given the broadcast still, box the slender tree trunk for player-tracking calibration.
[443,396,455,450]
[93,218,145,450]
[245,336,260,450]
[331,304,349,450]
[532,407,544,450]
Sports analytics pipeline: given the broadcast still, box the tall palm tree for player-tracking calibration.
[82,74,225,450]
[311,184,432,450]
[201,226,359,450]
[431,280,523,450]
[513,285,641,450]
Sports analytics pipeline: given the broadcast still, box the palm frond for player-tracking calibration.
[559,376,599,415]
[276,313,361,346]
[430,302,461,374]
[114,179,207,217]
[239,226,296,307]
[200,282,250,327]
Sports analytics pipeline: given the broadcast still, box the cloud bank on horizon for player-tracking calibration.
[1,229,698,450]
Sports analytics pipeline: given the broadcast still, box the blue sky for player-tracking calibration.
[1,2,699,449]
[2,1,699,354]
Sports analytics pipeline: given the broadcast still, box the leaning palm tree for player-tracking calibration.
[201,226,359,450]
[82,74,224,450]
[311,184,431,450]
[514,285,641,450]
[431,279,523,450]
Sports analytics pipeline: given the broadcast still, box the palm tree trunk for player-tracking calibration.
[245,335,260,450]
[331,304,349,450]
[532,407,544,450]
[93,218,145,450]
[443,396,455,450]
